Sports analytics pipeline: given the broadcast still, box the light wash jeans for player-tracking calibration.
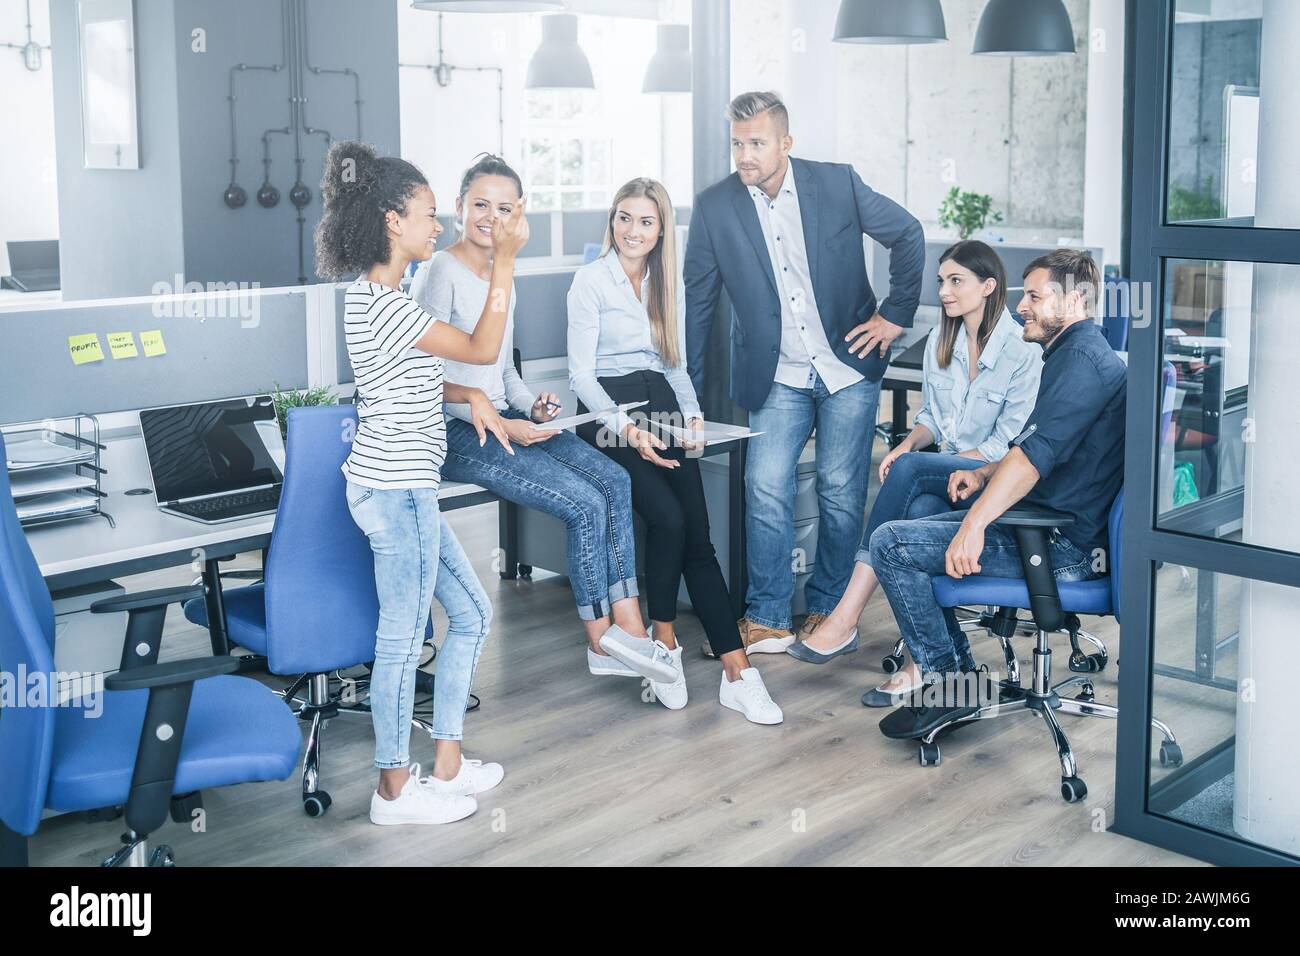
[443,413,638,621]
[745,372,881,629]
[346,480,492,769]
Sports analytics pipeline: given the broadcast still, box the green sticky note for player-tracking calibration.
[107,331,138,359]
[68,333,105,365]
[140,329,167,357]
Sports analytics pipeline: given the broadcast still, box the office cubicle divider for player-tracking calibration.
[0,286,313,426]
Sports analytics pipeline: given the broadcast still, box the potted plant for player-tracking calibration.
[268,383,338,440]
[938,187,1004,240]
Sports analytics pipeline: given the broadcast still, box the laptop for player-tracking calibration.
[4,240,60,292]
[139,396,285,524]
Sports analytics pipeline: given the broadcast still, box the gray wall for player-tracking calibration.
[49,0,401,301]
[173,0,401,288]
[50,0,186,301]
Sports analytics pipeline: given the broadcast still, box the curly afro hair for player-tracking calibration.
[314,140,429,279]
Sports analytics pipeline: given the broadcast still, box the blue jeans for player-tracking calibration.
[442,413,638,621]
[869,510,1098,674]
[856,451,986,566]
[346,480,492,768]
[746,372,881,629]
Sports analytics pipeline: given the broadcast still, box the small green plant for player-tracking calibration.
[268,383,337,439]
[1167,177,1223,223]
[937,187,1004,240]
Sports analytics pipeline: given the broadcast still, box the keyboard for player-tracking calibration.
[168,486,282,522]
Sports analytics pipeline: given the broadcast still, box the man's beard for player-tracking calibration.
[1028,312,1068,345]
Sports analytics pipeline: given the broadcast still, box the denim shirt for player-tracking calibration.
[567,251,702,434]
[912,310,1042,462]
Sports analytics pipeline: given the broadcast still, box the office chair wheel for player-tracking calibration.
[1060,777,1088,803]
[1069,651,1107,674]
[1159,741,1184,768]
[149,845,175,868]
[303,791,332,818]
[518,564,533,578]
[1076,682,1095,702]
[918,742,941,767]
[882,653,905,674]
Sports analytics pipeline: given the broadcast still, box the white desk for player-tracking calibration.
[27,478,503,657]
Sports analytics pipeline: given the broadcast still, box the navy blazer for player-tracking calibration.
[684,157,925,411]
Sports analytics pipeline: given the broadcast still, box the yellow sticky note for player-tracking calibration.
[140,329,167,357]
[68,333,104,365]
[107,331,138,359]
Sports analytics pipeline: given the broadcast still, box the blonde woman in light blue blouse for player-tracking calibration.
[789,240,1042,696]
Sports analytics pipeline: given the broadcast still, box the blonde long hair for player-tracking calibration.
[600,178,681,367]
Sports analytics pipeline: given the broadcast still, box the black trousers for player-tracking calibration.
[577,371,743,656]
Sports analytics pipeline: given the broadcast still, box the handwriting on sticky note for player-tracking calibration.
[107,331,139,359]
[68,333,105,365]
[140,329,167,357]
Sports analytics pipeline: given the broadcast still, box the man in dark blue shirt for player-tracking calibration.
[868,250,1124,740]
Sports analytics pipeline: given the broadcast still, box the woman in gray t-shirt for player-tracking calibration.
[410,155,669,693]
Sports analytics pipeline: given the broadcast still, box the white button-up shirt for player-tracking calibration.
[567,251,702,435]
[749,163,864,394]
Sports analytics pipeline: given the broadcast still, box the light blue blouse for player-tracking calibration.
[912,310,1043,462]
[566,251,702,434]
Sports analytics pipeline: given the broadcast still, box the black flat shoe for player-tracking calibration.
[879,703,978,739]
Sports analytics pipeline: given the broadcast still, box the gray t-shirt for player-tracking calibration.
[409,250,534,423]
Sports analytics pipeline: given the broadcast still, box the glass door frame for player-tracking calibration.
[1115,0,1300,866]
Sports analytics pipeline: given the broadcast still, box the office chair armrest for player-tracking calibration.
[93,585,207,674]
[90,585,206,614]
[1005,521,1070,634]
[991,507,1075,529]
[104,655,239,692]
[105,656,239,840]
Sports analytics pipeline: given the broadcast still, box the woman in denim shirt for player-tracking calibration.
[789,241,1041,694]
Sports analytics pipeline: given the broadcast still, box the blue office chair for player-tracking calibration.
[0,432,300,867]
[1099,277,1132,351]
[915,491,1181,803]
[183,405,430,817]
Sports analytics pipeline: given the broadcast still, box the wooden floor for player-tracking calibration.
[29,503,1203,867]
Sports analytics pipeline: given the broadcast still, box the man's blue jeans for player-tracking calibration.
[869,510,1099,675]
[745,373,881,630]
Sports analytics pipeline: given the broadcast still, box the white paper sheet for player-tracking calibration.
[650,419,764,446]
[529,401,647,431]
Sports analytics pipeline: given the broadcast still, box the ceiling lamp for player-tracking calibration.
[525,14,594,90]
[642,24,690,93]
[832,0,947,44]
[972,0,1076,56]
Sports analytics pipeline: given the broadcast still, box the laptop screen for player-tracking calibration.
[140,396,285,503]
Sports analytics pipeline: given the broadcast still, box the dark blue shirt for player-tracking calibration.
[1009,321,1125,558]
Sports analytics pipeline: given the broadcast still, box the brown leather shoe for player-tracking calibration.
[738,617,795,655]
[797,613,829,642]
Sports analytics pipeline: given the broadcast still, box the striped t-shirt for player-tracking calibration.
[341,279,446,490]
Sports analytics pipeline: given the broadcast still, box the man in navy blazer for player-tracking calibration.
[685,91,925,653]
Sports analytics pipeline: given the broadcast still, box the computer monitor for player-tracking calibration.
[139,396,285,505]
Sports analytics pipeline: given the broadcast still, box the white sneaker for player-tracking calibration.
[587,646,639,677]
[421,757,505,797]
[648,642,687,710]
[598,624,678,682]
[369,762,478,825]
[719,668,784,725]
